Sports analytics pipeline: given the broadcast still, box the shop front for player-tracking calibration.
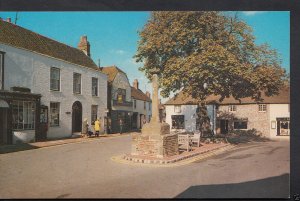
[0,90,41,144]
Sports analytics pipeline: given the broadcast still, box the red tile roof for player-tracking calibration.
[131,87,152,102]
[101,66,127,83]
[164,87,290,105]
[0,20,98,69]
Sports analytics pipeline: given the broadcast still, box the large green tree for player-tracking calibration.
[135,11,287,136]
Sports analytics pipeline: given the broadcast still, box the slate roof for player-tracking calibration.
[131,87,152,102]
[164,87,290,105]
[0,20,98,69]
[101,66,127,83]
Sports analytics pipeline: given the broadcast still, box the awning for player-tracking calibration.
[0,99,9,108]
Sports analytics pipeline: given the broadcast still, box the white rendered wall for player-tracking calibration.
[165,104,215,133]
[1,43,108,141]
[132,99,151,128]
[269,104,290,139]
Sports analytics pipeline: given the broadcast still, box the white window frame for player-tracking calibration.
[174,105,181,113]
[50,102,60,127]
[73,73,81,94]
[92,77,98,96]
[50,67,60,91]
[228,105,236,112]
[12,101,36,130]
[258,104,267,112]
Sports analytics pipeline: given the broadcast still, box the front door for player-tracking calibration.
[220,120,229,134]
[72,101,82,133]
[277,120,290,136]
[0,108,8,144]
[37,105,48,141]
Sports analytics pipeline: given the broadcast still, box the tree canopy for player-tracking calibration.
[134,11,287,103]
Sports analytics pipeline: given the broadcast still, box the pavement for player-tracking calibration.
[0,134,290,199]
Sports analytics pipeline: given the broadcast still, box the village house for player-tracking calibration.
[164,87,290,139]
[0,19,108,144]
[131,79,152,130]
[102,66,133,134]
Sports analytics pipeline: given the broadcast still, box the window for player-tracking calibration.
[144,101,146,110]
[174,105,181,113]
[229,105,236,112]
[234,121,247,129]
[171,115,185,129]
[73,73,81,94]
[12,101,35,130]
[149,102,151,111]
[50,67,60,91]
[134,99,136,109]
[91,105,98,122]
[258,104,267,112]
[117,88,126,103]
[50,102,60,126]
[92,77,98,96]
[0,52,4,90]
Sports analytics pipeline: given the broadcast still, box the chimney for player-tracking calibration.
[6,18,11,23]
[78,35,91,57]
[146,91,151,98]
[133,79,139,90]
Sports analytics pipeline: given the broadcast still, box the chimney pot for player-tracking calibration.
[78,35,91,57]
[133,79,139,90]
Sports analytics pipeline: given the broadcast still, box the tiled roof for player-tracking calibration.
[0,20,98,69]
[131,87,152,102]
[164,87,290,105]
[101,66,127,83]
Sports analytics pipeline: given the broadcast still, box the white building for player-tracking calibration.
[0,19,107,144]
[164,87,290,139]
[131,79,152,129]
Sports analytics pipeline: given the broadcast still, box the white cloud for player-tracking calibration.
[109,49,126,55]
[242,11,266,16]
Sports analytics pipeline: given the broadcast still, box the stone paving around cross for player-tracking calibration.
[0,134,290,199]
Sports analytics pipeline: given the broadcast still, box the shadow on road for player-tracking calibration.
[0,143,39,154]
[175,173,289,199]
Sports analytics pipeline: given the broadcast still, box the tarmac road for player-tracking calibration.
[0,135,290,199]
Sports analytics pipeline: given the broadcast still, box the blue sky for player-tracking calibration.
[0,11,290,102]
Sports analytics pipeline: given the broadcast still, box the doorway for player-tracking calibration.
[0,108,8,144]
[220,120,229,134]
[277,120,290,136]
[72,101,82,133]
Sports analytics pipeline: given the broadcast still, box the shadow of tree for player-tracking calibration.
[175,173,289,199]
[225,129,272,144]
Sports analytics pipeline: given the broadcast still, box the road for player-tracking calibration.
[0,135,290,199]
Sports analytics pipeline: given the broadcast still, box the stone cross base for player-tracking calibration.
[131,129,179,158]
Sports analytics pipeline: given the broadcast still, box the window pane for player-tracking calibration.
[92,78,98,96]
[171,115,185,129]
[50,68,60,90]
[73,73,81,94]
[50,102,60,126]
[234,121,247,129]
[91,105,98,122]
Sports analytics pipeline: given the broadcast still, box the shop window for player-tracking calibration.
[171,115,185,129]
[12,101,35,130]
[258,104,267,112]
[50,67,60,91]
[50,102,60,126]
[73,73,81,94]
[92,77,98,96]
[234,121,247,129]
